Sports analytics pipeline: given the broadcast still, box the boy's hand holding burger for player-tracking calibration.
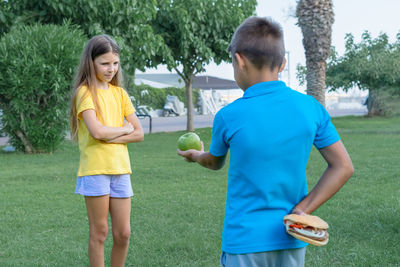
[283,213,329,246]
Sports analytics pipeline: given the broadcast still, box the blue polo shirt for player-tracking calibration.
[209,81,340,254]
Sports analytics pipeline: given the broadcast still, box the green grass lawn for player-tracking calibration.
[0,116,399,266]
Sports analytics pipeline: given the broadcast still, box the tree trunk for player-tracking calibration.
[296,0,334,108]
[15,130,36,154]
[184,77,194,132]
[367,88,385,116]
[306,60,326,107]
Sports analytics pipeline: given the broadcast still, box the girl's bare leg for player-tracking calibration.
[85,195,110,267]
[109,197,132,267]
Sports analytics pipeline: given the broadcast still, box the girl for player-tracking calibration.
[70,35,144,267]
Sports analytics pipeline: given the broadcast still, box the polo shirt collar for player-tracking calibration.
[242,81,286,98]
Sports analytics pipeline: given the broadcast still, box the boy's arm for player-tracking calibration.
[82,109,133,141]
[177,146,226,170]
[292,140,354,215]
[105,113,144,144]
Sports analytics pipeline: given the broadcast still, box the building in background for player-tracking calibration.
[135,74,243,115]
[325,87,368,111]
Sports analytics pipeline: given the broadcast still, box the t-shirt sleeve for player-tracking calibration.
[76,87,95,120]
[313,99,340,149]
[123,89,136,117]
[209,111,229,157]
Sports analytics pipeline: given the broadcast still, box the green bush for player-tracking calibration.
[127,83,199,111]
[373,88,400,116]
[0,23,87,153]
[0,1,13,37]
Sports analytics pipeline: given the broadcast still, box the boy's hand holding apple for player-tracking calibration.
[177,132,204,162]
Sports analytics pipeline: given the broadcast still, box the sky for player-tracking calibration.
[138,0,400,90]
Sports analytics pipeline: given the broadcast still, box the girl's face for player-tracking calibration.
[93,51,120,84]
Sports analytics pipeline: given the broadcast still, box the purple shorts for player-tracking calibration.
[75,174,134,198]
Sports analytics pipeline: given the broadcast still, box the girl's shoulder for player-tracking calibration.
[109,83,124,92]
[109,84,129,97]
[76,85,91,100]
[77,84,89,93]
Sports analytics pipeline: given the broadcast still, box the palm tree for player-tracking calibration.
[296,0,334,107]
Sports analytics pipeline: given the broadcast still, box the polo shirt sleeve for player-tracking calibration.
[76,87,95,120]
[209,111,229,157]
[313,99,340,149]
[122,89,136,117]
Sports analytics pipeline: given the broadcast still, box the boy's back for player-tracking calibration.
[210,80,340,253]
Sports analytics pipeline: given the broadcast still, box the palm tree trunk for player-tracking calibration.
[296,0,334,108]
[306,60,326,107]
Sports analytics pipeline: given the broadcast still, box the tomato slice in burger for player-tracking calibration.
[289,223,304,229]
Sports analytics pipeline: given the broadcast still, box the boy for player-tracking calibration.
[177,17,354,267]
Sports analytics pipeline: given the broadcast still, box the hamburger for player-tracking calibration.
[283,214,329,246]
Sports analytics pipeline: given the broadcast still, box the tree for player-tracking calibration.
[0,0,165,74]
[324,32,400,116]
[296,0,334,107]
[153,0,257,131]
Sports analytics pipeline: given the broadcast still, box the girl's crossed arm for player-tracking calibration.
[82,109,134,141]
[105,113,144,144]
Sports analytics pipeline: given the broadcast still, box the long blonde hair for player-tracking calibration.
[69,35,123,141]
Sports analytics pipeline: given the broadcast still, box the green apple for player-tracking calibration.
[177,132,202,151]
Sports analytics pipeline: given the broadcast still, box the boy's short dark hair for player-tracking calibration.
[228,16,285,70]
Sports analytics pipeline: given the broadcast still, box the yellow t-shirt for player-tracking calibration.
[76,84,136,176]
